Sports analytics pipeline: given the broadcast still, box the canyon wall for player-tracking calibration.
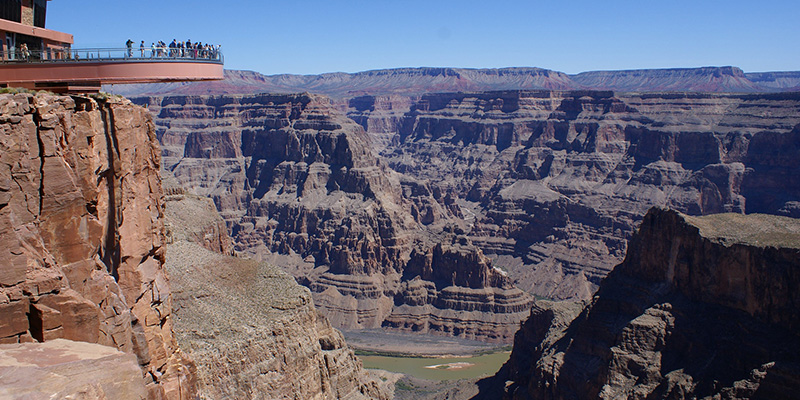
[137,90,800,344]
[163,191,389,399]
[140,93,533,343]
[0,93,194,398]
[378,90,800,300]
[493,208,800,399]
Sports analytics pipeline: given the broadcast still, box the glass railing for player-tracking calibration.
[1,47,223,64]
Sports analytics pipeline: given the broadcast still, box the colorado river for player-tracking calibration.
[359,351,511,381]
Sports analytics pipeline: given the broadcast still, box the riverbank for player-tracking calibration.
[359,351,511,381]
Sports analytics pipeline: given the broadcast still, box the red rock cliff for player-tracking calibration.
[0,93,194,399]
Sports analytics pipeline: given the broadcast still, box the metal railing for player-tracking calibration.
[1,47,223,64]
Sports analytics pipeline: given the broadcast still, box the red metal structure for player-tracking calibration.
[0,0,223,92]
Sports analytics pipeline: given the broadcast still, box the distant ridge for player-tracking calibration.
[110,66,800,97]
[746,71,800,91]
[110,67,574,97]
[570,66,764,92]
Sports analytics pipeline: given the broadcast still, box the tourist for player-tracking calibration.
[19,43,29,61]
[150,42,155,58]
[126,39,133,58]
[140,41,145,58]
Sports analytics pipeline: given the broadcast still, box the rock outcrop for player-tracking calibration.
[493,208,800,399]
[0,93,194,399]
[139,93,532,343]
[384,237,534,342]
[164,192,389,399]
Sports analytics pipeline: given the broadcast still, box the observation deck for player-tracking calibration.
[0,47,224,93]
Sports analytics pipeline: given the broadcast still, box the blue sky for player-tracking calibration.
[47,0,800,75]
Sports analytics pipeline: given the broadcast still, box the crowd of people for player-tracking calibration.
[126,39,221,60]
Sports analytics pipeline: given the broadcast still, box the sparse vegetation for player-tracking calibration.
[395,380,415,391]
[0,87,33,94]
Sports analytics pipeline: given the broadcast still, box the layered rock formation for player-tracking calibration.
[138,93,533,343]
[384,237,535,342]
[494,208,800,399]
[380,90,800,300]
[744,71,800,91]
[0,93,194,399]
[347,95,414,153]
[164,192,389,399]
[136,89,800,344]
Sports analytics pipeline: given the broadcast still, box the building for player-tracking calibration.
[0,0,223,92]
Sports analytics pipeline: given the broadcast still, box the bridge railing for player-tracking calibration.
[1,47,223,64]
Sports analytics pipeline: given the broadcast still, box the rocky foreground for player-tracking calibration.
[490,208,800,399]
[0,93,392,400]
[0,93,193,398]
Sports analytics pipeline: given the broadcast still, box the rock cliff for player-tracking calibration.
[493,208,800,399]
[139,93,533,343]
[0,93,194,398]
[163,191,389,399]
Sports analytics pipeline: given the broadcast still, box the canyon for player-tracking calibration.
[3,64,800,399]
[134,89,800,348]
[139,93,533,343]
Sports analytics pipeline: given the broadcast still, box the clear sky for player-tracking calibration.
[47,0,800,75]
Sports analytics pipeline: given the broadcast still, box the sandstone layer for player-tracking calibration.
[139,93,532,344]
[164,192,389,399]
[493,208,800,399]
[0,93,194,399]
